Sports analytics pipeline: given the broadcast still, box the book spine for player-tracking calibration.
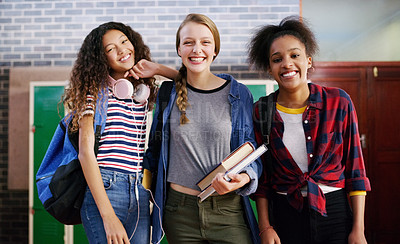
[224,144,268,181]
[197,164,227,190]
[198,143,267,202]
[196,141,253,190]
[197,185,216,202]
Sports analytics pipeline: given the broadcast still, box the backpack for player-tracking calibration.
[36,91,107,225]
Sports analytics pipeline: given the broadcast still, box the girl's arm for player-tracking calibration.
[348,195,367,244]
[78,115,129,243]
[256,196,281,244]
[213,84,262,195]
[126,59,178,80]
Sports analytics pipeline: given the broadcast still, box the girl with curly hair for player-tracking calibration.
[249,16,371,244]
[64,21,177,244]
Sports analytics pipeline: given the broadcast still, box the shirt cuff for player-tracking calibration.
[349,191,367,197]
[236,167,258,196]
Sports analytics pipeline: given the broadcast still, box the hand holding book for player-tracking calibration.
[196,142,255,191]
[197,142,268,202]
[211,172,251,195]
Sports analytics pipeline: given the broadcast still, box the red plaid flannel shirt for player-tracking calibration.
[253,83,371,216]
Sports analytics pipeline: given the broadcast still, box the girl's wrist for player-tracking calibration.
[259,225,274,236]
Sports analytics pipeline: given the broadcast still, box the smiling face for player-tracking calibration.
[268,35,312,93]
[177,22,216,75]
[102,29,135,79]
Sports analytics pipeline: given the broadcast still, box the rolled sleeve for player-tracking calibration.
[236,166,258,196]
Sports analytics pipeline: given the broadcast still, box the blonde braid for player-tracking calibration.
[175,66,190,124]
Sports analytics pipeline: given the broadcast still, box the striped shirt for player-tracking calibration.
[253,82,371,216]
[96,90,147,173]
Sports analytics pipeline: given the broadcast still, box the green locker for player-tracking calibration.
[29,82,88,244]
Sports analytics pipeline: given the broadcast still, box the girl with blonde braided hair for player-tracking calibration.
[144,13,262,244]
[173,13,220,125]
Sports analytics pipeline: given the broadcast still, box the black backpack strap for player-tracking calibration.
[157,81,174,129]
[153,81,174,161]
[258,93,275,180]
[68,119,102,156]
[142,81,173,192]
[258,93,275,146]
[258,93,276,225]
[94,125,102,156]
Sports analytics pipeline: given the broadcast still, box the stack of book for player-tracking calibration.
[197,142,268,202]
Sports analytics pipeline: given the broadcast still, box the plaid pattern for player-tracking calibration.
[253,83,371,216]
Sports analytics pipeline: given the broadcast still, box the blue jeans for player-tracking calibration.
[81,168,150,244]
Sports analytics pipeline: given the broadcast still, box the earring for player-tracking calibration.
[308,66,315,73]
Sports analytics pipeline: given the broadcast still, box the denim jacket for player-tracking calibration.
[144,73,262,244]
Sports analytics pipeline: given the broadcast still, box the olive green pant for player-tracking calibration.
[163,187,252,244]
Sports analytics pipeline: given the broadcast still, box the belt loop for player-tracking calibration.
[212,196,217,210]
[139,171,143,184]
[135,171,139,200]
[180,193,186,206]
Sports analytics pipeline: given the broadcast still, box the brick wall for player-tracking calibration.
[0,0,299,243]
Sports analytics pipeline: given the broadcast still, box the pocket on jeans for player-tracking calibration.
[217,195,242,216]
[101,174,115,190]
[164,202,178,213]
[217,204,242,216]
[138,183,151,202]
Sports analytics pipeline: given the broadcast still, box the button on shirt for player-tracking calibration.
[253,82,371,216]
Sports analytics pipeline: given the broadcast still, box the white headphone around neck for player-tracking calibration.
[108,76,150,104]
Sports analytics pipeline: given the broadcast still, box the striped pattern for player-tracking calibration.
[97,90,147,173]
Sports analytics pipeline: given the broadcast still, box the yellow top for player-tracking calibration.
[276,103,307,114]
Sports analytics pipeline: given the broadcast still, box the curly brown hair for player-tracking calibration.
[63,21,157,132]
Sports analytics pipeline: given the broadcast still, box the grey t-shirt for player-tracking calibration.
[167,80,232,190]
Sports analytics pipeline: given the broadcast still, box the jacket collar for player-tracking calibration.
[215,73,240,100]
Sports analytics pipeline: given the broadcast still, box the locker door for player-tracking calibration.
[29,82,89,244]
